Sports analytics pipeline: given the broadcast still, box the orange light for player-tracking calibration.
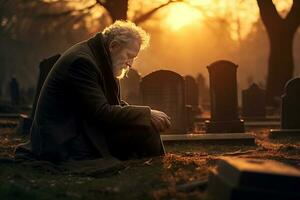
[164,3,202,31]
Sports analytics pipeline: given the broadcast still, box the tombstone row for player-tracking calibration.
[14,57,250,135]
[15,54,300,138]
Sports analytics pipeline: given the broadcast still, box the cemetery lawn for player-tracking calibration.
[1,122,300,200]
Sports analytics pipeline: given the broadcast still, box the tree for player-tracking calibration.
[35,0,184,24]
[257,0,300,106]
[0,0,185,91]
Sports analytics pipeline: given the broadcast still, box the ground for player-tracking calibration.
[0,120,300,200]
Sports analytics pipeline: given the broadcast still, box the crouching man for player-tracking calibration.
[30,21,170,161]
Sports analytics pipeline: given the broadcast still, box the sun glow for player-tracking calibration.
[164,3,202,31]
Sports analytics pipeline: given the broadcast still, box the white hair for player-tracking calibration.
[102,20,150,50]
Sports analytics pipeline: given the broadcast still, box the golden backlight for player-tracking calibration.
[62,0,292,40]
[161,0,292,38]
[164,3,202,31]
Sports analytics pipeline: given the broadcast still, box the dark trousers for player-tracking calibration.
[106,125,165,160]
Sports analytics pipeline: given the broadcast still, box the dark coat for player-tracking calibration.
[30,33,151,161]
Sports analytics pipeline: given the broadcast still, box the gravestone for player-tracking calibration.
[17,54,60,134]
[119,68,142,105]
[185,75,199,108]
[196,73,210,109]
[205,60,244,133]
[9,77,20,107]
[141,70,186,134]
[270,78,300,138]
[185,75,201,131]
[30,54,61,119]
[206,157,300,200]
[242,83,266,119]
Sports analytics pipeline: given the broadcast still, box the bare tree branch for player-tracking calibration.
[33,2,98,19]
[95,0,106,8]
[285,0,300,33]
[133,0,184,25]
[257,0,283,32]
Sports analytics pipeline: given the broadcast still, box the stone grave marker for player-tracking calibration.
[270,77,300,138]
[206,157,300,200]
[119,68,142,105]
[196,73,210,109]
[17,54,60,134]
[30,54,61,119]
[205,60,244,133]
[185,75,201,131]
[242,83,266,119]
[185,75,199,108]
[141,70,186,134]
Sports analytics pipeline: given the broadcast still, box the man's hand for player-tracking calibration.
[150,109,171,132]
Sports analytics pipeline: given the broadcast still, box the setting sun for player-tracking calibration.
[164,3,202,31]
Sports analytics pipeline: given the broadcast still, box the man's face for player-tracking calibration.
[109,39,140,78]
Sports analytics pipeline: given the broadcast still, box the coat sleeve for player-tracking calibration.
[67,58,151,127]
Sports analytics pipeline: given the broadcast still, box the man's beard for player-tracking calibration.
[114,65,130,79]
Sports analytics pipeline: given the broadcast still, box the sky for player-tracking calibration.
[1,0,299,93]
[127,0,298,89]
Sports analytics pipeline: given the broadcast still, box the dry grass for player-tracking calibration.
[0,120,300,200]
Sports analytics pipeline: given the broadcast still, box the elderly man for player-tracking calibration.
[29,21,170,161]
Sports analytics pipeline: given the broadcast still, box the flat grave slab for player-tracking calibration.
[245,121,280,128]
[269,129,300,139]
[161,133,255,145]
[0,113,24,119]
[195,119,280,129]
[206,157,300,200]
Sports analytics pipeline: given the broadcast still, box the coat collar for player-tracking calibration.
[87,33,120,105]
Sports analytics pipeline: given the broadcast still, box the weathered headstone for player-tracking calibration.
[206,157,300,200]
[242,83,266,119]
[9,77,20,107]
[141,70,186,134]
[119,68,142,105]
[205,60,244,133]
[17,54,60,134]
[196,73,210,109]
[30,54,61,119]
[270,78,300,138]
[185,75,199,108]
[185,75,201,131]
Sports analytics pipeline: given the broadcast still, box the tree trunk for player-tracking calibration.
[266,25,295,106]
[104,0,128,21]
[257,0,300,106]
